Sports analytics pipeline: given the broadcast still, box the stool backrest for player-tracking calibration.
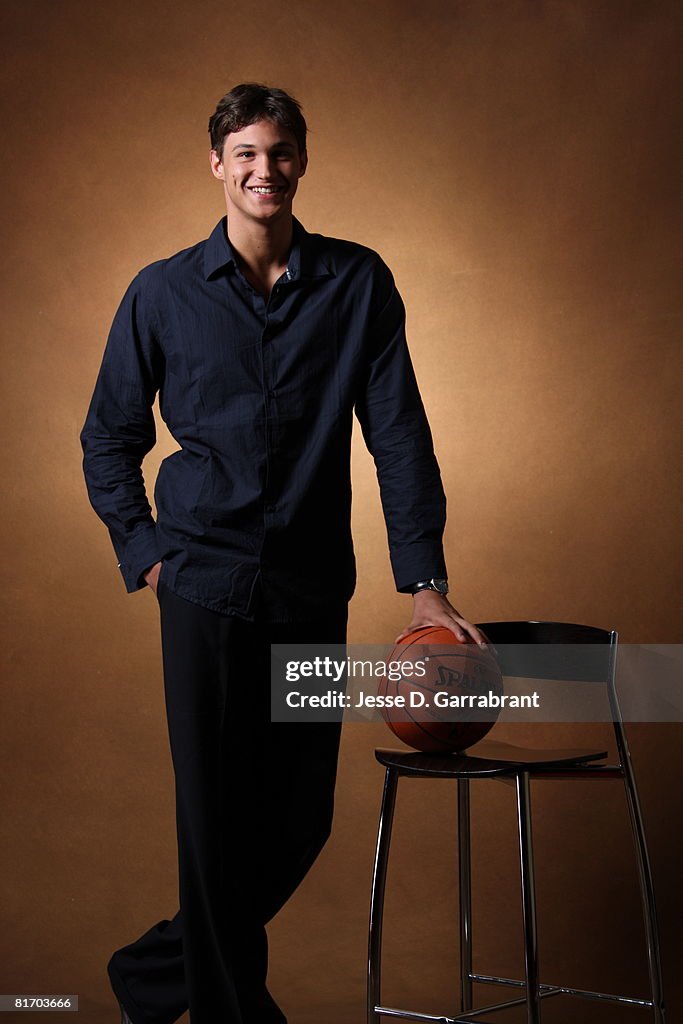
[476,620,614,681]
[476,620,629,770]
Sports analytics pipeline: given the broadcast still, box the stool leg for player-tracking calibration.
[619,759,666,1022]
[458,779,473,1012]
[368,767,399,1024]
[516,771,541,1024]
[609,643,666,1021]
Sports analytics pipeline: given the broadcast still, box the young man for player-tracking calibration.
[81,83,486,1024]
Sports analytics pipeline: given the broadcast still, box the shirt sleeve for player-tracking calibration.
[354,256,448,593]
[80,271,165,593]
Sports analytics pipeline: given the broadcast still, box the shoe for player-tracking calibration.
[118,1001,135,1024]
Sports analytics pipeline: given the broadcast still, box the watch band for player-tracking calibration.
[409,577,449,596]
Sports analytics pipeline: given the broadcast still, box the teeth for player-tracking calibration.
[250,187,280,194]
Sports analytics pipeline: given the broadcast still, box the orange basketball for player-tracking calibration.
[378,626,504,753]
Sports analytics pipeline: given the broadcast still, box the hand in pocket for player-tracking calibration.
[143,561,163,596]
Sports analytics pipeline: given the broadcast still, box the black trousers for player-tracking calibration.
[107,579,348,1024]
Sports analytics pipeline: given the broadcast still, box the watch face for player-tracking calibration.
[433,579,449,595]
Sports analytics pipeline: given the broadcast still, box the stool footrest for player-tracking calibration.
[373,986,561,1023]
[373,975,656,1023]
[470,972,656,1008]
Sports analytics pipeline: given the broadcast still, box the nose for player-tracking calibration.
[254,152,277,180]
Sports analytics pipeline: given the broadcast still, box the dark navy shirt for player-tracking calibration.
[80,216,447,621]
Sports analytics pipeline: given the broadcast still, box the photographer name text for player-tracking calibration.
[284,689,540,709]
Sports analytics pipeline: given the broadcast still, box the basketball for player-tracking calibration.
[378,626,504,753]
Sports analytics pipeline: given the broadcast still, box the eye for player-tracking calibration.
[238,151,254,159]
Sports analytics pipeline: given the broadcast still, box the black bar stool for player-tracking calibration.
[367,621,666,1023]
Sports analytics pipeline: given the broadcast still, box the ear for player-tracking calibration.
[210,149,225,180]
[298,149,308,178]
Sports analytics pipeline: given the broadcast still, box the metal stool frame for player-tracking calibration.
[367,621,666,1024]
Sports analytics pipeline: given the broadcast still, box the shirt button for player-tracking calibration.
[267,389,276,399]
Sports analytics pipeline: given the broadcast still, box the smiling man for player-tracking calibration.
[81,83,485,1024]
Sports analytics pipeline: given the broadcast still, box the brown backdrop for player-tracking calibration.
[2,1,681,1022]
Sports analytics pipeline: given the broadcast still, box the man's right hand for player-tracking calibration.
[143,561,163,595]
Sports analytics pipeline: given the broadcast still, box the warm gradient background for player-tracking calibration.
[2,1,682,1022]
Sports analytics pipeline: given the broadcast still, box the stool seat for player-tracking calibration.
[374,741,608,777]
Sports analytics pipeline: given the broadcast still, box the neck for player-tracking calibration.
[226,210,294,278]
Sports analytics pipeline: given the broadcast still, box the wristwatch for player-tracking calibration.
[408,578,449,596]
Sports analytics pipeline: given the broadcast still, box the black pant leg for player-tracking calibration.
[109,585,244,1024]
[108,586,347,1024]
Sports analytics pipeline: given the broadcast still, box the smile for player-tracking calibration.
[248,186,284,194]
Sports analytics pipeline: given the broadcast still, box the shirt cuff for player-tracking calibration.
[392,544,448,594]
[116,526,164,593]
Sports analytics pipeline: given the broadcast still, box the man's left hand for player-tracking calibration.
[395,590,488,646]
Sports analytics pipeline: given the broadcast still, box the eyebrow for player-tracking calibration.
[231,141,296,152]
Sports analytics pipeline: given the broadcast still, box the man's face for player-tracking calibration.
[210,118,307,224]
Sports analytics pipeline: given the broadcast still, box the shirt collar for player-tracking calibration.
[202,215,334,281]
